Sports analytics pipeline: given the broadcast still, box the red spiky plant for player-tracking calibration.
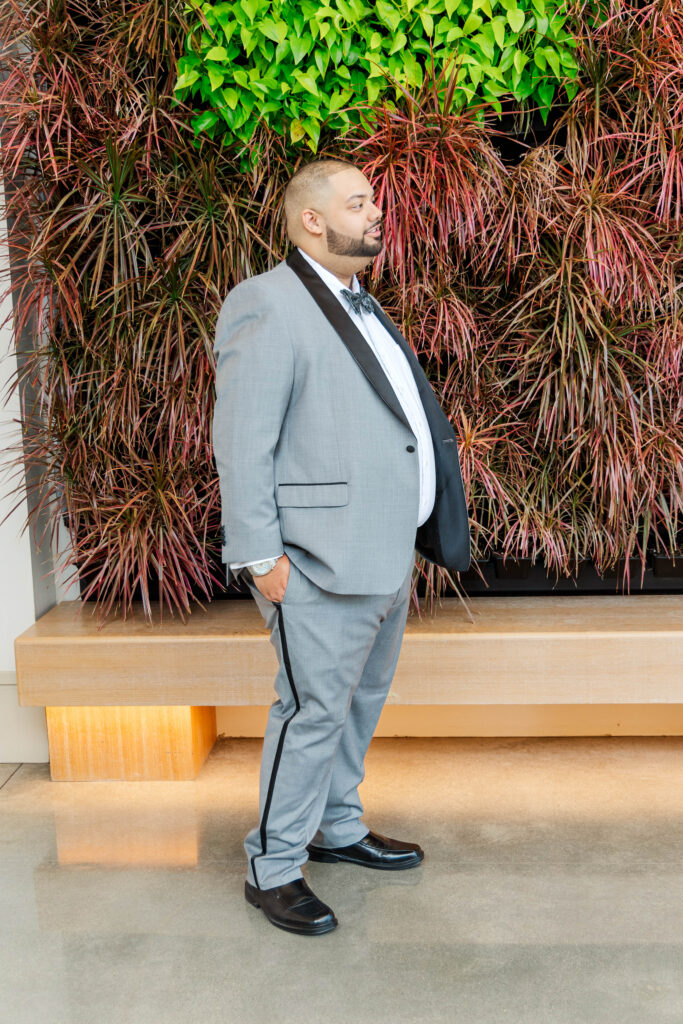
[0,0,681,627]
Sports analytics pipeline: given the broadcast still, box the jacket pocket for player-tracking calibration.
[276,481,348,507]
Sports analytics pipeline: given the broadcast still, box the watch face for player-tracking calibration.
[251,559,277,575]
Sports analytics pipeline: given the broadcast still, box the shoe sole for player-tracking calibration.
[307,849,424,870]
[244,885,338,935]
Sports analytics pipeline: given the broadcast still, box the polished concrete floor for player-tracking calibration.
[1,736,682,1024]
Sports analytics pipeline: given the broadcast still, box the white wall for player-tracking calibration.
[0,175,79,762]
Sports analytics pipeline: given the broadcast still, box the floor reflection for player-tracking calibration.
[0,737,682,1024]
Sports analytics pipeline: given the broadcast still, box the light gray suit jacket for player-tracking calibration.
[212,247,471,595]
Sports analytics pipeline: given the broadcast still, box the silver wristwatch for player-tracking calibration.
[247,557,281,577]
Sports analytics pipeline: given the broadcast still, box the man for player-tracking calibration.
[212,158,470,936]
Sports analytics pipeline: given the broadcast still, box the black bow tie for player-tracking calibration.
[340,286,375,315]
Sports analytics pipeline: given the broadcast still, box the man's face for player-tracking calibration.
[316,169,383,258]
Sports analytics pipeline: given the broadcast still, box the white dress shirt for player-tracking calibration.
[229,247,436,570]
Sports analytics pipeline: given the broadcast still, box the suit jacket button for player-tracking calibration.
[406,444,415,452]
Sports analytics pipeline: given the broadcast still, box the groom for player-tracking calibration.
[212,157,470,935]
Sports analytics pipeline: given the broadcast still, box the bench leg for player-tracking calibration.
[45,706,217,781]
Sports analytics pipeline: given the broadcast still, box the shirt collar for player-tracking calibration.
[296,246,360,295]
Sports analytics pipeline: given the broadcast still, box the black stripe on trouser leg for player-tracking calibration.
[250,603,301,890]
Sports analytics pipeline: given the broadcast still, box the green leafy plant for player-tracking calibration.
[174,0,580,159]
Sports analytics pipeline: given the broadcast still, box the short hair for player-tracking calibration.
[283,158,356,243]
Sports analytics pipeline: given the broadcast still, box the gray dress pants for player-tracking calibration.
[242,555,414,890]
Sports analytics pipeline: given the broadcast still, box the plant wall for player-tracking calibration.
[0,0,681,625]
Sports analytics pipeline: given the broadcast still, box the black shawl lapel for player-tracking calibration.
[285,247,412,432]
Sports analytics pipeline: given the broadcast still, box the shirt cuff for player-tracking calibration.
[229,553,284,570]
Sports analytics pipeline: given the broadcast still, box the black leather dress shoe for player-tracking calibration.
[307,830,424,870]
[244,877,338,935]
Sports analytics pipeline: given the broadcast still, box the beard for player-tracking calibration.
[324,223,381,257]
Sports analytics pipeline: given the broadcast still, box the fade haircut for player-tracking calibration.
[283,158,355,244]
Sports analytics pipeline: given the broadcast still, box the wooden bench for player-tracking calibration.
[14,594,683,780]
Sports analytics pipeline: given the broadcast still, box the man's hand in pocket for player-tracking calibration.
[252,554,291,603]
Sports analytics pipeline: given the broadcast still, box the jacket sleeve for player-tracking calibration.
[212,279,295,573]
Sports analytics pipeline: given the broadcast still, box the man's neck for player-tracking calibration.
[297,246,355,289]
